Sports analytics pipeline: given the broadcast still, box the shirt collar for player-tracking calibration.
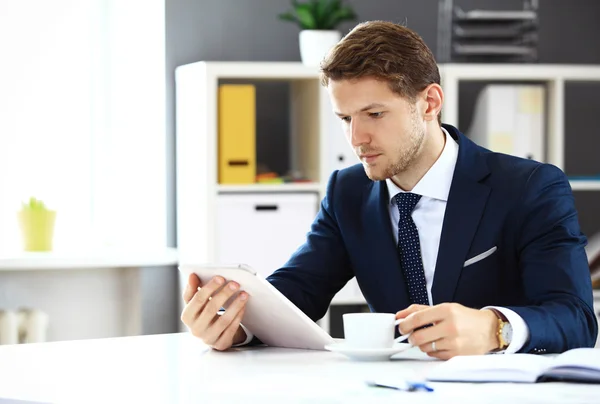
[385,127,459,203]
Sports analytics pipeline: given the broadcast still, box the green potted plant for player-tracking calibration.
[279,0,357,66]
[17,197,57,252]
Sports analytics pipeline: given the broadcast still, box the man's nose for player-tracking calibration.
[350,119,370,147]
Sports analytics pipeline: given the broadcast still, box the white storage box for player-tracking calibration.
[216,193,319,278]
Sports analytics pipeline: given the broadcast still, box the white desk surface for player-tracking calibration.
[0,333,598,404]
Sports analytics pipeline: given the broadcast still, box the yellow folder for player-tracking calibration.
[218,84,256,184]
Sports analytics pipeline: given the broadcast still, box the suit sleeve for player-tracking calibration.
[507,163,598,353]
[266,170,354,322]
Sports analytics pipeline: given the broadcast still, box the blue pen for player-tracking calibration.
[406,382,434,392]
[366,380,434,392]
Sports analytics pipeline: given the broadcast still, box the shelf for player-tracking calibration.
[331,296,367,305]
[570,180,600,191]
[179,62,600,82]
[218,180,600,193]
[177,61,320,80]
[217,183,322,194]
[440,64,600,81]
[0,247,178,270]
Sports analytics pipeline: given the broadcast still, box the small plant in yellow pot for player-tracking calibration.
[17,197,57,252]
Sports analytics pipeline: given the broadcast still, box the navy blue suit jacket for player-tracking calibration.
[267,124,598,353]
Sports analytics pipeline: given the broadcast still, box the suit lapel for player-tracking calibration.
[431,126,491,304]
[362,181,411,310]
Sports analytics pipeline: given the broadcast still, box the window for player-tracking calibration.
[0,0,166,252]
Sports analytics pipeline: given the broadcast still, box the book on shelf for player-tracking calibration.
[466,84,545,162]
[218,84,256,185]
[427,348,600,383]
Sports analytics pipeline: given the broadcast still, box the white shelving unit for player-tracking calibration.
[570,181,600,191]
[176,62,600,334]
[439,64,600,184]
[217,183,322,194]
[176,62,331,267]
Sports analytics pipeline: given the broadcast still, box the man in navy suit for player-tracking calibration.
[181,21,598,358]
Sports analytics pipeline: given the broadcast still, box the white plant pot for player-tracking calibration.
[299,30,342,67]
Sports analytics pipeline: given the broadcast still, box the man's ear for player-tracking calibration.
[421,84,443,122]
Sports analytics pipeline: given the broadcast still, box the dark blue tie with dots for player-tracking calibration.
[395,193,429,306]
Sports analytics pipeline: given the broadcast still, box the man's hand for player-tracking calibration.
[396,303,499,360]
[180,273,249,351]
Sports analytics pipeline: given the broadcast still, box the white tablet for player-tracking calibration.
[179,263,334,350]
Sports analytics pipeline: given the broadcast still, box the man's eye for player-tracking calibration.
[340,116,351,123]
[369,112,383,118]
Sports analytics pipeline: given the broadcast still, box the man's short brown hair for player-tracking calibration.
[320,20,441,124]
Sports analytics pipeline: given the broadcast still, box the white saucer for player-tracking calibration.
[324,342,412,361]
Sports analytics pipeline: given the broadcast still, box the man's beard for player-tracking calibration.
[363,116,425,181]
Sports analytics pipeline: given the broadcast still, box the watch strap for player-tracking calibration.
[489,308,509,351]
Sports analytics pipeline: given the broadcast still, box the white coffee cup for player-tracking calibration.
[342,313,411,349]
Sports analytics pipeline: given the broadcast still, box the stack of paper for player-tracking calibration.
[437,0,539,63]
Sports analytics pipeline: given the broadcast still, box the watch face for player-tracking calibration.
[502,322,513,344]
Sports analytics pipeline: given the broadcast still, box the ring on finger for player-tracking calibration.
[432,340,437,352]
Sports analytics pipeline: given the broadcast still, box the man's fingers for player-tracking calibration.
[182,283,194,305]
[217,292,248,326]
[396,304,429,335]
[196,280,241,327]
[408,321,447,347]
[398,304,448,334]
[189,273,201,290]
[417,336,452,354]
[182,273,202,304]
[202,292,248,344]
[181,276,225,324]
[192,276,227,305]
[213,305,247,351]
[395,304,429,319]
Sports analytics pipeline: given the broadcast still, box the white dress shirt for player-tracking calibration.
[237,128,529,353]
[385,127,529,353]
